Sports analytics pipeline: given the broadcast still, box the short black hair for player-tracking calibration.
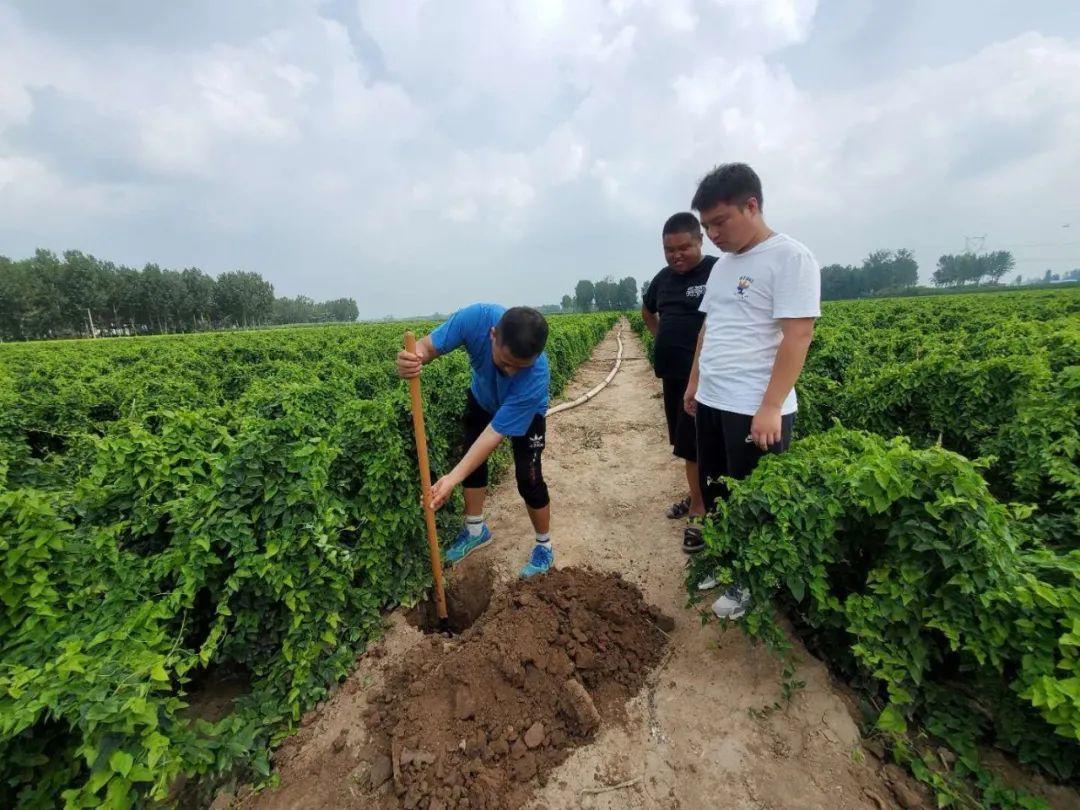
[662,212,701,237]
[495,306,548,359]
[691,163,763,213]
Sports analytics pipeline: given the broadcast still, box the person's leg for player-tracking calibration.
[447,392,494,562]
[694,402,729,516]
[513,413,553,577]
[463,487,486,521]
[711,410,796,617]
[685,461,704,516]
[526,503,550,534]
[671,383,704,517]
[662,377,692,518]
[686,402,727,553]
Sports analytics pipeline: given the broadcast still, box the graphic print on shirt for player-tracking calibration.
[735,275,754,298]
[685,284,707,299]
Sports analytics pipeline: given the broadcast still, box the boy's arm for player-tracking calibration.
[429,425,502,509]
[682,324,705,416]
[749,317,815,450]
[396,334,439,378]
[640,304,659,336]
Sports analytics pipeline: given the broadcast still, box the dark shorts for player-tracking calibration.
[695,403,795,513]
[461,391,549,509]
[661,377,697,462]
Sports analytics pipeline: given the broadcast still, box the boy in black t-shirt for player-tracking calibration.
[641,213,717,550]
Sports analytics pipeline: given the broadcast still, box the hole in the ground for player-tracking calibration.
[406,557,494,634]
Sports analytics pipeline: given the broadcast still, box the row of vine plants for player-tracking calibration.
[631,288,1079,806]
[0,312,619,807]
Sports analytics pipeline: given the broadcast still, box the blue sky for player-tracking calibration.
[2,1,1079,316]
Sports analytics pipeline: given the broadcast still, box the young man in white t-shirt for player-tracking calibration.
[682,163,821,618]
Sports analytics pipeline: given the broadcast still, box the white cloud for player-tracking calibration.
[0,1,1078,315]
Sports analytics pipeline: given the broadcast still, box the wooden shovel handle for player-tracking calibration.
[404,331,448,620]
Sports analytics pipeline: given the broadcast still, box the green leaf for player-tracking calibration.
[876,705,908,735]
[109,750,134,778]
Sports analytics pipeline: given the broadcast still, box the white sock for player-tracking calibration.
[465,515,485,538]
[536,533,551,546]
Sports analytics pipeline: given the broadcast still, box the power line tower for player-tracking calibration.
[963,234,987,254]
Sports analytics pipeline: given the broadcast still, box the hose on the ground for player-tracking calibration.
[547,328,624,416]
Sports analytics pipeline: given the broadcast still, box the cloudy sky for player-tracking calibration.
[2,1,1079,317]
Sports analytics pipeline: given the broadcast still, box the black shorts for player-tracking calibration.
[661,377,697,462]
[695,403,794,513]
[460,391,549,510]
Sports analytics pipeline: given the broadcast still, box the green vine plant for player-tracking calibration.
[0,313,619,808]
[631,289,1080,808]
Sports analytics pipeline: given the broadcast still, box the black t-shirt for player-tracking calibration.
[642,255,717,379]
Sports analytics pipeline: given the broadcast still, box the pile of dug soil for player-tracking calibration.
[358,567,671,809]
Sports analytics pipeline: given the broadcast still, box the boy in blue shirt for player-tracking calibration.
[396,304,553,577]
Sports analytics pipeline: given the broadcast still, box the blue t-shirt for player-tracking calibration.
[429,303,549,436]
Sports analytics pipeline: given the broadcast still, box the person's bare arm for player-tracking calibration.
[641,304,659,337]
[396,334,438,378]
[682,324,705,417]
[428,425,503,509]
[749,317,815,449]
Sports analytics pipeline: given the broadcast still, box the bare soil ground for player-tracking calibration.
[237,324,1077,810]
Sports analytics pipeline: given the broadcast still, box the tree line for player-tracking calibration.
[0,249,359,341]
[821,248,1022,300]
[560,276,639,313]
[820,248,918,300]
[931,251,1015,287]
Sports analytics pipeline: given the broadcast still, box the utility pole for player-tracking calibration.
[86,308,96,338]
[963,235,986,254]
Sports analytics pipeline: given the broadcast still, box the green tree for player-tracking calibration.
[821,263,861,300]
[560,294,574,312]
[593,276,616,311]
[214,271,274,327]
[574,279,594,313]
[0,256,32,340]
[322,298,359,322]
[984,250,1015,284]
[616,276,638,310]
[182,268,216,329]
[890,248,919,288]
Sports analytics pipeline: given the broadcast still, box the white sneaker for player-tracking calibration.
[696,576,719,591]
[712,586,751,620]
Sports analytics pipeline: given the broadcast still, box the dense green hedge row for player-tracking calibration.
[0,312,617,808]
[631,289,1080,803]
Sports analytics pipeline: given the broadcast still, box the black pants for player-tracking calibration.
[695,403,794,513]
[661,377,697,462]
[461,391,549,509]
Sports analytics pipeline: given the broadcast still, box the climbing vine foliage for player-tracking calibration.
[0,313,617,808]
[633,289,1080,803]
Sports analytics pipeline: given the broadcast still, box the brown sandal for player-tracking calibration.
[666,497,691,519]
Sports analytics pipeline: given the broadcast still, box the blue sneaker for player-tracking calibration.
[445,524,491,564]
[519,544,554,578]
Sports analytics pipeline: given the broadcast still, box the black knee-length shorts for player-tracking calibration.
[661,377,697,462]
[461,391,549,509]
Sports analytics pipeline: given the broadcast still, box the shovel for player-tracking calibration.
[403,331,449,629]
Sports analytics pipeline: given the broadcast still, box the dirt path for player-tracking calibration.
[242,324,902,810]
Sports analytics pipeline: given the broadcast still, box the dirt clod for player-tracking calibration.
[523,722,545,749]
[453,687,475,721]
[331,729,349,753]
[366,568,667,808]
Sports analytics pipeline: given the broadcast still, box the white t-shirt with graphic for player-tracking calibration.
[696,233,821,416]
